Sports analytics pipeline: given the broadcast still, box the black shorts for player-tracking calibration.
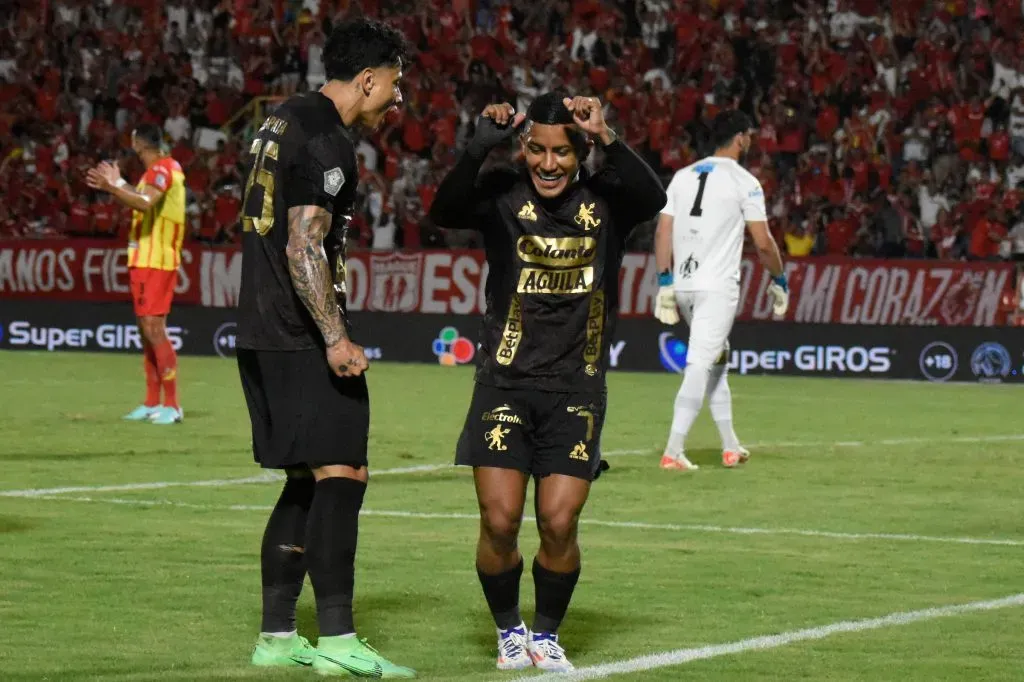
[237,348,369,470]
[455,383,605,481]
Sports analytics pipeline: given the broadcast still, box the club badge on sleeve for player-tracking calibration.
[324,167,345,197]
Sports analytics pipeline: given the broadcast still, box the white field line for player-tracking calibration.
[0,462,455,498]
[24,497,1024,547]
[2,433,1022,498]
[522,592,1024,681]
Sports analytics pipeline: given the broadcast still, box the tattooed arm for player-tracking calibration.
[285,205,367,376]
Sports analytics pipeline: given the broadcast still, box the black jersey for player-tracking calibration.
[430,140,666,392]
[236,92,359,351]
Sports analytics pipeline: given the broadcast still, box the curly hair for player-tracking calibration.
[323,18,410,82]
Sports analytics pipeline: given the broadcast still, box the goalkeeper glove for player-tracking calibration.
[767,273,789,318]
[654,270,679,325]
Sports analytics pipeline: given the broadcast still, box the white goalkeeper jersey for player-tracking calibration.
[661,156,767,293]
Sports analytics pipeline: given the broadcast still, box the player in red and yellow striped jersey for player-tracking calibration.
[86,124,186,425]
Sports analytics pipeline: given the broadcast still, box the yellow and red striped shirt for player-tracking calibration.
[128,157,186,271]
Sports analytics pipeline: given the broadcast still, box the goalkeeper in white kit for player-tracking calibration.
[653,110,788,471]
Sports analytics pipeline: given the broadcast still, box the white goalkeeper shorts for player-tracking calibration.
[675,290,739,368]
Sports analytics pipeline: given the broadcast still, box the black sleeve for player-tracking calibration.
[429,152,517,231]
[593,140,668,231]
[282,134,344,211]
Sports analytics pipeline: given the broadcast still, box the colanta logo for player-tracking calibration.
[432,326,475,366]
[658,332,688,373]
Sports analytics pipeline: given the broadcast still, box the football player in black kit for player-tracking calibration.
[429,93,667,672]
[235,19,415,678]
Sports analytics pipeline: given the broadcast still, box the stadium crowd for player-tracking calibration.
[1,0,1024,265]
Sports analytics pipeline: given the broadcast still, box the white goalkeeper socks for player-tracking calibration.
[665,364,712,458]
[706,364,741,451]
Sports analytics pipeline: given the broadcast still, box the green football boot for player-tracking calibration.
[250,632,316,668]
[313,635,416,678]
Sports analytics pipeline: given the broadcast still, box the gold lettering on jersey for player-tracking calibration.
[259,116,289,136]
[517,267,594,295]
[496,294,523,366]
[582,291,604,376]
[242,139,279,236]
[574,202,601,231]
[517,201,538,222]
[517,236,597,267]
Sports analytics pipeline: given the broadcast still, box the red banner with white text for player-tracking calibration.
[0,241,1015,326]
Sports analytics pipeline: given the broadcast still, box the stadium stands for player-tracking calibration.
[0,0,1022,271]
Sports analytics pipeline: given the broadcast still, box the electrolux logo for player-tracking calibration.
[658,332,688,373]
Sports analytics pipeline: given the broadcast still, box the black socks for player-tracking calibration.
[260,476,315,633]
[477,558,524,630]
[531,558,581,635]
[305,477,367,636]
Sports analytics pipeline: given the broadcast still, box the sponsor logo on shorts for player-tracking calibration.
[569,441,589,462]
[213,321,237,358]
[432,326,475,366]
[481,405,523,425]
[970,342,1012,382]
[918,341,958,382]
[484,425,510,451]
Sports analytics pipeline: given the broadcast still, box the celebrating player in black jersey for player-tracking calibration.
[429,93,667,672]
[235,19,415,678]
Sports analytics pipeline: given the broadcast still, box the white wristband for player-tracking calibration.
[114,178,128,189]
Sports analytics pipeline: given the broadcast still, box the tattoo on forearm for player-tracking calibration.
[286,205,347,346]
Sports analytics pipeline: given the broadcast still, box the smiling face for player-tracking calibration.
[521,123,581,199]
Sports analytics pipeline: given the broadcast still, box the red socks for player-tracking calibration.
[153,340,179,409]
[143,344,161,407]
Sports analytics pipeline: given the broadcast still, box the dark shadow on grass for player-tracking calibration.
[0,515,37,533]
[684,448,730,469]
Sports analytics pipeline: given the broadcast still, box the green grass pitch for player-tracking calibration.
[1,350,1022,681]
